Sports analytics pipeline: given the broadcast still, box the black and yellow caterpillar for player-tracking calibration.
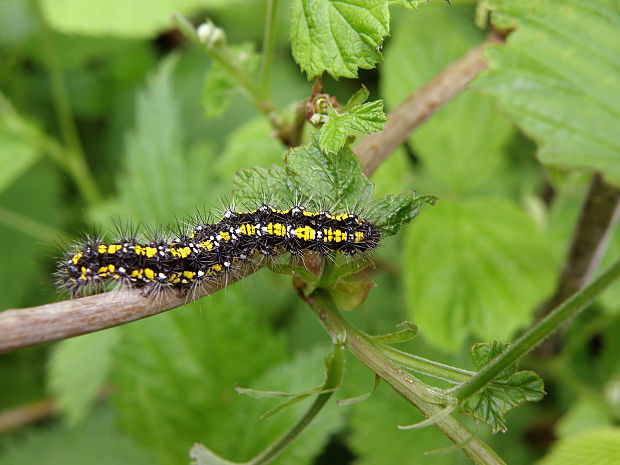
[58,204,381,297]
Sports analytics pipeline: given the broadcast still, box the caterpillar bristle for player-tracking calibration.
[57,204,381,298]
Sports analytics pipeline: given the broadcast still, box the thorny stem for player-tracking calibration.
[260,0,279,92]
[449,258,620,401]
[173,15,286,139]
[304,288,506,465]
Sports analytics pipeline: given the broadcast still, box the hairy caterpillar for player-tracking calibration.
[57,204,381,297]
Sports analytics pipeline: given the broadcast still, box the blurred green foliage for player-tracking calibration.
[1,0,619,464]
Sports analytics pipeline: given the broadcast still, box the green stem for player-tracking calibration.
[449,258,620,401]
[306,289,506,465]
[0,92,101,204]
[0,206,69,243]
[36,4,101,205]
[260,0,279,92]
[381,346,473,384]
[173,15,285,135]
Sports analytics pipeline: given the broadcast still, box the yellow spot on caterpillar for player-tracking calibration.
[239,224,256,236]
[296,225,316,241]
[170,246,191,258]
[267,223,286,237]
[303,210,318,217]
[97,266,109,276]
[323,228,345,243]
[183,270,196,280]
[108,244,122,254]
[98,245,107,254]
[71,252,83,264]
[199,240,213,251]
[144,268,155,280]
[335,213,349,221]
[134,245,143,255]
[130,269,143,278]
[219,231,231,241]
[355,231,364,243]
[144,247,157,258]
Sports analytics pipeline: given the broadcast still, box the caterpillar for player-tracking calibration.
[57,204,381,297]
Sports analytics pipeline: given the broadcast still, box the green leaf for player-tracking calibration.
[473,0,620,187]
[366,192,436,236]
[389,0,433,9]
[47,329,120,425]
[382,4,514,195]
[555,398,614,438]
[202,43,260,120]
[319,100,386,154]
[0,408,155,465]
[285,134,375,209]
[461,341,545,433]
[118,55,193,223]
[232,165,291,206]
[290,0,390,79]
[538,427,620,465]
[40,0,238,37]
[404,198,556,351]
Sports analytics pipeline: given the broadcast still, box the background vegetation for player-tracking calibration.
[1,0,619,464]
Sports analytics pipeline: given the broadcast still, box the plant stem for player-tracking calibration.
[37,5,101,206]
[173,15,285,137]
[260,0,279,92]
[381,346,473,384]
[0,92,102,204]
[305,288,506,465]
[449,258,620,401]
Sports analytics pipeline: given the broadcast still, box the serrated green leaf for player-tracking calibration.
[382,4,514,195]
[0,408,155,465]
[118,56,193,223]
[462,369,544,433]
[319,100,386,154]
[40,0,239,37]
[47,329,120,425]
[285,134,375,209]
[404,198,556,351]
[290,0,390,79]
[0,125,40,195]
[473,0,620,187]
[366,192,436,236]
[340,87,370,113]
[388,0,428,9]
[538,427,620,465]
[202,43,260,120]
[461,341,544,433]
[470,340,516,379]
[232,165,291,206]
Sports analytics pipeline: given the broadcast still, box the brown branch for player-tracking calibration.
[0,398,56,433]
[356,33,504,177]
[0,262,263,354]
[538,173,620,355]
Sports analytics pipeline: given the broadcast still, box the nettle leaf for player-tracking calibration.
[202,43,260,120]
[461,341,545,433]
[285,134,375,209]
[473,0,620,187]
[404,198,555,351]
[47,329,120,425]
[119,56,194,223]
[319,100,387,154]
[290,0,390,79]
[366,192,436,237]
[538,427,620,465]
